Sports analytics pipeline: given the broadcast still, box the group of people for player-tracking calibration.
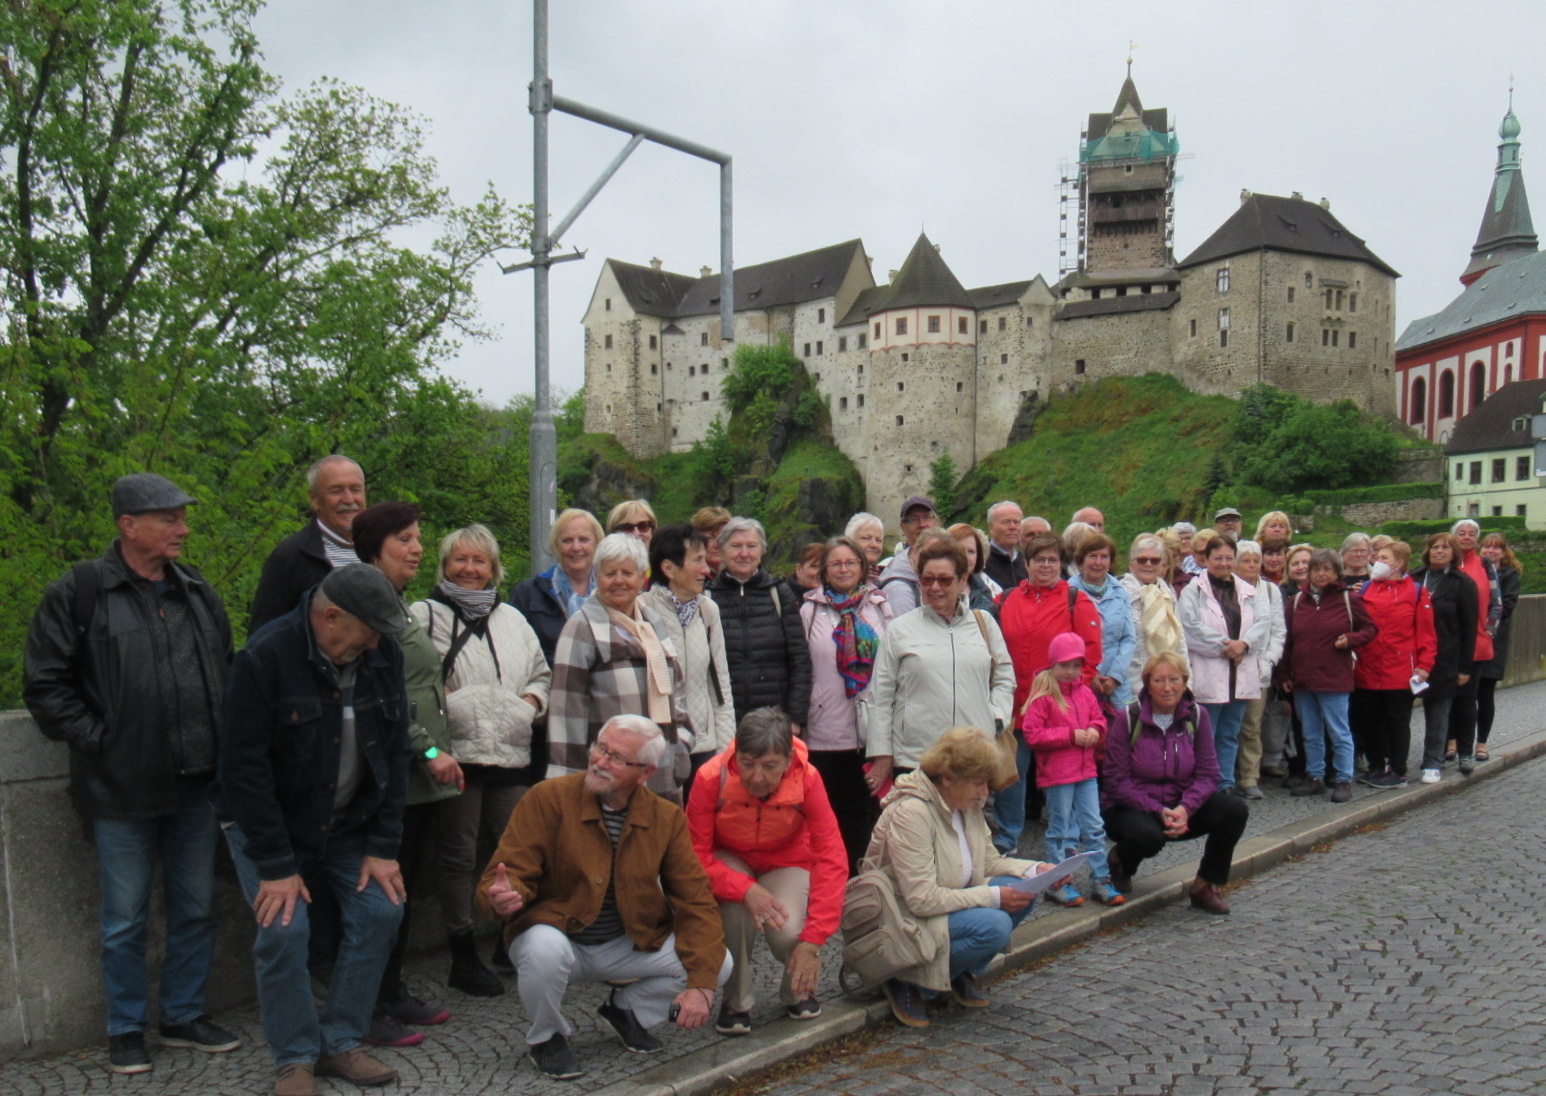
[22,460,1523,1092]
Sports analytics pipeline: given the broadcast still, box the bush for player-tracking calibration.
[1381,516,1529,541]
[1305,482,1446,506]
[1232,386,1401,493]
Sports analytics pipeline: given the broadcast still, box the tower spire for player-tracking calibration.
[1461,95,1538,285]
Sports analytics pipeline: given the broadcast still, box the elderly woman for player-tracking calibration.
[800,536,893,873]
[1230,540,1286,799]
[1352,541,1435,789]
[1069,532,1137,707]
[1476,533,1523,762]
[1179,535,1269,796]
[706,517,813,729]
[1254,511,1293,543]
[1448,519,1502,770]
[691,506,732,575]
[1340,533,1373,583]
[865,539,1016,797]
[1121,533,1190,690]
[351,502,461,1040]
[548,533,692,800]
[511,508,602,664]
[1102,653,1247,914]
[607,498,658,546]
[686,709,847,1035]
[845,512,888,582]
[948,523,1001,610]
[1281,549,1378,803]
[863,727,1050,1027]
[1409,534,1480,784]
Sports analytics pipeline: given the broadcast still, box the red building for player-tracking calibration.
[1396,104,1543,443]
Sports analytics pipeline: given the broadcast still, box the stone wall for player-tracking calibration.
[974,296,1054,457]
[865,340,977,527]
[1334,497,1447,526]
[1391,449,1446,484]
[1050,304,1176,393]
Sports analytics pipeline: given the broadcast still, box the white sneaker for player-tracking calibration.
[1419,768,1441,784]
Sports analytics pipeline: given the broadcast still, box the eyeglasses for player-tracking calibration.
[827,559,861,569]
[917,575,957,587]
[613,521,655,534]
[590,741,650,769]
[1132,556,1164,566]
[1029,555,1062,567]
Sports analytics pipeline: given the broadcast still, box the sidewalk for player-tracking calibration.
[7,679,1544,1095]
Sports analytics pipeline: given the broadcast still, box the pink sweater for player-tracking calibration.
[1020,679,1106,789]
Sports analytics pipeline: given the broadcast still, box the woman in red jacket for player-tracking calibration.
[686,708,847,1036]
[1351,542,1436,788]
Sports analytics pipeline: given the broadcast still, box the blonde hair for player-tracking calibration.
[1253,510,1292,541]
[1141,650,1191,689]
[919,727,1000,784]
[1026,666,1071,712]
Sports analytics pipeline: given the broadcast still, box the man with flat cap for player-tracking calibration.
[218,563,414,1096]
[25,472,240,1075]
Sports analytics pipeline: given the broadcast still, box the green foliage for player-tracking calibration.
[720,341,799,432]
[1305,482,1447,507]
[1230,386,1401,493]
[929,453,958,512]
[1381,517,1528,541]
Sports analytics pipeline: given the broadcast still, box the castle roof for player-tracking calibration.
[605,260,697,319]
[1057,291,1178,320]
[606,240,868,319]
[1462,105,1538,283]
[1083,72,1176,164]
[866,233,976,313]
[969,280,1037,309]
[1398,247,1546,351]
[1176,193,1398,277]
[1445,378,1546,455]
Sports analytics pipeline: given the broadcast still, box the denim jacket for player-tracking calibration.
[217,591,412,881]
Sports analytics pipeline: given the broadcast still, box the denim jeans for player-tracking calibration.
[1042,778,1111,882]
[1202,700,1248,790]
[224,823,403,1067]
[946,876,1036,981]
[990,739,1034,853]
[1297,691,1354,786]
[94,777,220,1036]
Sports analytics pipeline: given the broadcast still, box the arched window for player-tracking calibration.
[1470,361,1487,410]
[1410,377,1426,424]
[1439,370,1455,417]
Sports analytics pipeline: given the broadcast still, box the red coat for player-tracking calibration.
[996,580,1102,717]
[1282,583,1379,694]
[685,737,846,947]
[1021,678,1106,788]
[1458,551,1495,663]
[1353,577,1437,691]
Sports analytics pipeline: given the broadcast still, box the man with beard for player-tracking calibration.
[478,714,730,1081]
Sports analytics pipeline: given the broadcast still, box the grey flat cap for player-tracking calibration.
[320,563,407,636]
[112,473,199,516]
[1214,507,1243,520]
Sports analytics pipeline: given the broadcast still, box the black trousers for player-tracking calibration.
[1356,688,1414,775]
[1104,791,1249,886]
[808,748,878,876]
[1448,674,1480,757]
[1477,676,1500,745]
[1348,689,1377,762]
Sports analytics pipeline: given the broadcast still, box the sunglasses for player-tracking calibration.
[614,521,655,534]
[1132,556,1164,566]
[917,575,958,587]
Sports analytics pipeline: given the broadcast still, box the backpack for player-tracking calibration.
[1124,701,1198,746]
[839,868,938,990]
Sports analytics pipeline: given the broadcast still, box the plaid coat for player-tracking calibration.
[547,594,693,797]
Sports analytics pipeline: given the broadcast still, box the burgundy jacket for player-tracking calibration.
[1281,582,1378,694]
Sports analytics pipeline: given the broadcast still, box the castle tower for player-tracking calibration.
[1460,100,1538,286]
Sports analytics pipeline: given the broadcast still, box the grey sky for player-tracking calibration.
[254,0,1544,407]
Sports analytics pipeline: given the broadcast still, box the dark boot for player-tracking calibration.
[447,931,505,997]
[490,934,514,972]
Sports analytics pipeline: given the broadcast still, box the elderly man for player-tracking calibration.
[219,564,413,1096]
[249,455,368,632]
[478,714,730,1081]
[25,474,239,1075]
[1213,508,1243,542]
[1071,506,1105,533]
[1020,515,1052,551]
[984,500,1024,590]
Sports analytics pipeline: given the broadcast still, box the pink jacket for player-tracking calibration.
[1020,679,1106,789]
[800,586,893,751]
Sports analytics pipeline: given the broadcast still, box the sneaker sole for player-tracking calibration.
[786,1009,822,1021]
[882,987,931,1029]
[715,1024,752,1036]
[598,1008,662,1054]
[161,1035,241,1053]
[106,1061,153,1075]
[528,1053,584,1081]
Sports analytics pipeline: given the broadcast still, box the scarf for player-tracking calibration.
[1135,579,1184,656]
[826,585,878,698]
[552,566,594,618]
[607,603,673,725]
[435,579,496,619]
[664,588,700,629]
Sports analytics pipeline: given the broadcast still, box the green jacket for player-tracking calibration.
[399,595,459,806]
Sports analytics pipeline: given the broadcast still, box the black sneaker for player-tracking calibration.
[786,996,821,1021]
[107,1031,152,1074]
[1356,767,1386,788]
[528,1032,584,1080]
[159,1015,241,1053]
[1368,768,1407,790]
[715,1003,752,1036]
[598,992,663,1053]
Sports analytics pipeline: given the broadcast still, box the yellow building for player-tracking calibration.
[1446,378,1546,529]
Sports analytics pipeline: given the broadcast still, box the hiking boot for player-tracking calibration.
[160,1015,241,1053]
[316,1047,398,1087]
[1291,778,1327,797]
[598,991,662,1053]
[1189,882,1231,915]
[715,1003,752,1036]
[883,980,930,1028]
[275,1063,319,1096]
[528,1033,583,1079]
[107,1031,152,1074]
[1330,781,1353,804]
[950,972,990,1008]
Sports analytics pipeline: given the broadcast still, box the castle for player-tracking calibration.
[582,72,1400,525]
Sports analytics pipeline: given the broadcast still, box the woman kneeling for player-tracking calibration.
[863,727,1050,1028]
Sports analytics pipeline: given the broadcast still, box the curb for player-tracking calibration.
[609,724,1546,1096]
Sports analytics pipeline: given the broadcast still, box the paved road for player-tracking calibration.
[764,750,1546,1096]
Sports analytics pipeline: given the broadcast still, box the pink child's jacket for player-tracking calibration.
[1020,678,1106,789]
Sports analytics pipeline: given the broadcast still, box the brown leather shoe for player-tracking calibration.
[316,1047,398,1087]
[1188,882,1230,915]
[275,1063,319,1096]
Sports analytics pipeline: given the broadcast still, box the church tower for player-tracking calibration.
[1461,100,1538,286]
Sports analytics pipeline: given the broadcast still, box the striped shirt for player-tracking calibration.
[571,804,628,944]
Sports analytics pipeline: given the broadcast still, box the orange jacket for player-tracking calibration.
[685,737,847,947]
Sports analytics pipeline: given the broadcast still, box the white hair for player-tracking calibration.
[1235,539,1263,562]
[306,454,361,490]
[719,515,767,549]
[1340,532,1372,552]
[986,500,1022,524]
[1451,518,1480,535]
[845,512,884,539]
[601,714,668,768]
[594,531,649,574]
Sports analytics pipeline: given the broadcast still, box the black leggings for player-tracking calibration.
[1356,688,1415,776]
[1477,676,1499,745]
[1103,791,1249,886]
[808,748,878,876]
[1447,674,1480,757]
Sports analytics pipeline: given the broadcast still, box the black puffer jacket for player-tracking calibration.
[248,521,331,633]
[24,544,233,819]
[707,568,813,724]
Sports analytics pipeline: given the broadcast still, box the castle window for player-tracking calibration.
[1075,359,1086,375]
[1506,342,1515,357]
[956,382,964,392]
[1286,322,1295,343]
[901,353,909,363]
[605,364,611,373]
[1216,267,1230,292]
[1218,308,1230,330]
[701,332,709,346]
[840,397,848,411]
[897,382,905,392]
[818,307,826,323]
[701,391,710,402]
[606,404,612,414]
[927,315,940,333]
[1518,504,1529,517]
[1027,317,1034,327]
[1287,287,1296,303]
[650,363,658,374]
[1454,461,1463,481]
[1492,505,1504,517]
[1519,456,1532,480]
[656,403,662,412]
[816,340,824,355]
[1336,290,1345,311]
[1000,354,1008,365]
[649,334,657,349]
[1324,289,1334,310]
[1219,330,1228,348]
[722,357,729,369]
[605,298,611,311]
[896,318,907,335]
[803,343,811,357]
[667,361,673,370]
[980,319,989,333]
[858,333,867,349]
[839,336,848,352]
[1440,371,1456,416]
[998,317,1007,331]
[1331,330,1339,347]
[1492,458,1507,483]
[604,334,613,350]
[813,372,820,382]
[1304,272,1313,288]
[1348,332,1356,350]
[1469,462,1482,485]
[858,394,865,407]
[958,316,968,334]
[673,428,679,438]
[896,415,904,426]
[1322,329,1330,346]
[1189,319,1197,337]
[1091,289,1101,300]
[858,363,865,375]
[1410,378,1426,423]
[1349,293,1358,313]
[874,323,881,339]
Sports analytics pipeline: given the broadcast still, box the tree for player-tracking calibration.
[1230,387,1400,493]
[0,0,531,702]
[929,453,958,514]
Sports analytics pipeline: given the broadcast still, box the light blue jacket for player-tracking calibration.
[1068,574,1138,707]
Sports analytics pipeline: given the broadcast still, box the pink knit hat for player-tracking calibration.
[1045,631,1085,670]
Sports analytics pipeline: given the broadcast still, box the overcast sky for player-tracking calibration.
[253,0,1544,407]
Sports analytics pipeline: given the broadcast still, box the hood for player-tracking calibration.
[880,768,948,816]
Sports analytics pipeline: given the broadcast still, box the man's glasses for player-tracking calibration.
[614,521,655,535]
[590,741,650,769]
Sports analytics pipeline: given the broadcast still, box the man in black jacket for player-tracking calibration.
[24,473,240,1075]
[983,499,1024,592]
[248,455,367,633]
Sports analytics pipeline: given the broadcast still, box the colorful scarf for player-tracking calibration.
[827,585,879,699]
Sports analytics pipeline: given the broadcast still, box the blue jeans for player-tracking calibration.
[1042,779,1110,882]
[947,876,1036,980]
[1297,690,1354,786]
[94,778,219,1036]
[991,739,1034,853]
[1203,700,1248,790]
[224,824,403,1067]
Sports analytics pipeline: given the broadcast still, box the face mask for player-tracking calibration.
[1370,560,1394,581]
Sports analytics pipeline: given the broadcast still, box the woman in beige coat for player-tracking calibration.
[861,728,1049,1028]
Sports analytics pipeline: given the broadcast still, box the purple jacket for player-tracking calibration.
[1101,691,1218,816]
